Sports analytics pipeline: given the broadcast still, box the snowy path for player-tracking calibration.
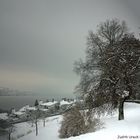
[19,116,62,140]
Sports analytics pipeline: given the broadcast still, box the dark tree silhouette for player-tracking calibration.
[34,99,39,107]
[98,35,140,120]
[74,19,140,120]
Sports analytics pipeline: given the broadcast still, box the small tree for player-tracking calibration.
[28,108,41,136]
[7,124,15,140]
[40,110,48,127]
[0,119,15,140]
[34,99,39,107]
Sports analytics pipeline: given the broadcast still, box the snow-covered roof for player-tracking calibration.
[26,107,37,111]
[19,105,30,112]
[40,108,49,112]
[40,101,58,106]
[13,111,25,116]
[76,99,84,103]
[0,113,8,120]
[38,100,43,105]
[60,100,73,106]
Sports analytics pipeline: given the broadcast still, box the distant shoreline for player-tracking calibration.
[0,87,33,97]
[0,94,31,96]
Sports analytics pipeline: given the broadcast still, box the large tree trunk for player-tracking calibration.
[35,121,38,136]
[8,133,11,140]
[118,99,125,120]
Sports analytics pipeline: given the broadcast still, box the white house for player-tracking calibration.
[59,100,74,112]
[19,105,30,113]
[40,101,58,109]
[39,101,60,115]
[0,113,8,121]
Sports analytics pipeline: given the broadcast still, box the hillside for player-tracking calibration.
[10,103,140,140]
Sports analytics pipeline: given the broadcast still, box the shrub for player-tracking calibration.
[83,110,102,133]
[59,106,86,138]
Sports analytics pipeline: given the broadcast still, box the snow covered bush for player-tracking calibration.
[83,111,102,133]
[59,106,86,138]
[59,106,102,138]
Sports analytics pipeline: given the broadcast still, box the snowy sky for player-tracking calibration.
[0,0,140,98]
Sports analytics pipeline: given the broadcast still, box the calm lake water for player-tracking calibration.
[0,96,51,110]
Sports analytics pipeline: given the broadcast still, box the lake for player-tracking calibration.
[0,96,52,111]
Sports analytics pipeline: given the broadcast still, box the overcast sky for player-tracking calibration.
[0,0,140,98]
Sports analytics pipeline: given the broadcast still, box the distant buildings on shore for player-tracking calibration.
[0,98,84,123]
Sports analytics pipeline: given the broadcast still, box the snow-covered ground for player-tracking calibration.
[67,103,140,140]
[11,103,140,140]
[14,116,62,140]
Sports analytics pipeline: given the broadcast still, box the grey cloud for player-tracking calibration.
[0,0,140,98]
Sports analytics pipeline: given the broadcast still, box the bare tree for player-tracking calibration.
[99,35,140,120]
[7,124,15,140]
[40,110,48,127]
[74,19,139,120]
[0,120,15,140]
[28,108,41,136]
[74,19,128,96]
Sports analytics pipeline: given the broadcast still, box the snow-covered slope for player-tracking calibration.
[67,103,140,140]
[17,103,140,140]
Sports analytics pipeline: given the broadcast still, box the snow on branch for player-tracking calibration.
[102,78,116,84]
[117,90,129,98]
[123,90,129,97]
[130,57,140,74]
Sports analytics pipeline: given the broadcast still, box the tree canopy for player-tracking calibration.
[74,19,140,120]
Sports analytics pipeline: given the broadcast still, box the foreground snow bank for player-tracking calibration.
[67,103,140,140]
[17,103,140,140]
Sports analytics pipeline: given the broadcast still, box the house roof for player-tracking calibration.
[60,100,73,106]
[26,107,37,111]
[40,101,58,106]
[19,105,30,112]
[13,111,24,116]
[0,113,8,120]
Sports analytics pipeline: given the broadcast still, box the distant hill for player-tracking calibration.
[0,87,32,96]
